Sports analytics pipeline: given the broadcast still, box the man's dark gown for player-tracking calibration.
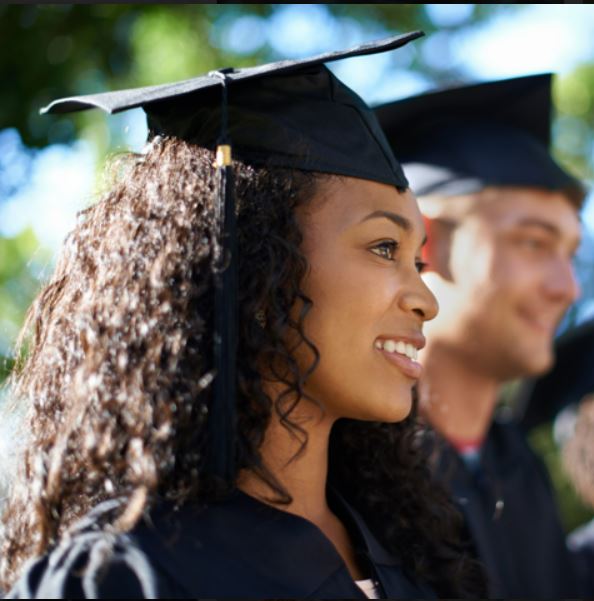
[434,418,580,599]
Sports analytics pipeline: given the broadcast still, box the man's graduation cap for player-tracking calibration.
[42,32,421,479]
[375,74,585,200]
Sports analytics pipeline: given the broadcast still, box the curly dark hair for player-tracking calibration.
[0,137,485,597]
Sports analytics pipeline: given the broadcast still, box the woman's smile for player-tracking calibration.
[374,335,425,380]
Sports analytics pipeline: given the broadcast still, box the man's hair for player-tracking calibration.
[418,184,586,221]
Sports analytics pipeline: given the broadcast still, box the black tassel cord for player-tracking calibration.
[207,70,238,481]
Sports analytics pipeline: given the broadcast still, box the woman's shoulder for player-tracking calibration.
[7,532,164,599]
[8,494,272,599]
[8,492,437,599]
[7,493,349,599]
[7,499,175,599]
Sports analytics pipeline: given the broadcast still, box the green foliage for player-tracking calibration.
[554,65,594,181]
[0,4,512,149]
[1,4,133,147]
[3,5,590,177]
[529,422,594,532]
[0,227,51,381]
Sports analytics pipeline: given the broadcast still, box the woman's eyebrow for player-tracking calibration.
[359,210,427,245]
[360,210,411,231]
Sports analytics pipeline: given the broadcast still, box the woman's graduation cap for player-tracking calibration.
[42,32,421,480]
[375,74,585,200]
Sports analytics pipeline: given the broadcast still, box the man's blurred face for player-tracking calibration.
[421,187,581,380]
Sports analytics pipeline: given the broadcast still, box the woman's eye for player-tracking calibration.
[370,241,398,261]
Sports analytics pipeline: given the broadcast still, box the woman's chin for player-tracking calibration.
[350,390,414,423]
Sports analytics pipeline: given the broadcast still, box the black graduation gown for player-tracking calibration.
[9,490,435,599]
[568,518,594,597]
[434,418,581,599]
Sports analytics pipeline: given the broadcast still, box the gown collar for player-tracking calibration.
[139,488,400,597]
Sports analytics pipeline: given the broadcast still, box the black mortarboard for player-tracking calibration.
[42,34,418,188]
[42,32,421,480]
[374,74,585,199]
[515,319,594,430]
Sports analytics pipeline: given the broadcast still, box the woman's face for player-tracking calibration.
[295,176,438,423]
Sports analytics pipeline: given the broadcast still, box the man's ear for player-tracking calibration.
[421,215,434,267]
[421,215,454,280]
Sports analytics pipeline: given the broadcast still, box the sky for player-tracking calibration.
[2,4,594,253]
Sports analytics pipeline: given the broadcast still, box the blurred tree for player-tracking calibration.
[2,5,590,185]
[0,228,51,380]
[0,4,513,148]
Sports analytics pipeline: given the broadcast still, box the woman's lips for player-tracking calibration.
[377,347,423,380]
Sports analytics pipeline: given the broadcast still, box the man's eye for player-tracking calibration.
[370,241,398,260]
[520,237,549,251]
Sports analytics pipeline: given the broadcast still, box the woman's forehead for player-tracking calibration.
[301,177,424,235]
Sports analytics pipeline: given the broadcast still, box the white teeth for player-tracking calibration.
[377,339,418,361]
[384,340,396,353]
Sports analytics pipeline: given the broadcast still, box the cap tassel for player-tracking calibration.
[207,71,237,481]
